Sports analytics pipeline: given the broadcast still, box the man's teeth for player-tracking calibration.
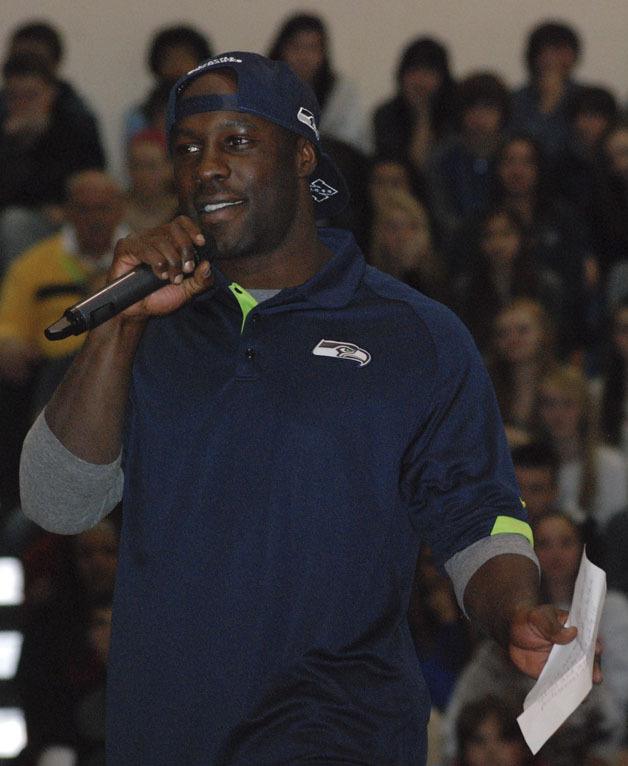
[203,201,243,213]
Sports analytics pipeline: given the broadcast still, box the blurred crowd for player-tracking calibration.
[0,12,627,766]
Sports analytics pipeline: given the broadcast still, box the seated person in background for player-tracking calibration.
[16,521,117,765]
[509,20,583,159]
[487,299,559,444]
[442,620,621,765]
[426,72,511,234]
[407,546,472,715]
[268,12,369,153]
[124,129,177,234]
[367,188,448,302]
[592,121,628,297]
[0,20,97,121]
[535,365,628,547]
[0,52,106,270]
[511,441,561,525]
[451,206,564,356]
[372,37,456,173]
[458,134,593,357]
[0,171,126,402]
[597,297,628,460]
[554,85,619,216]
[454,695,538,766]
[534,511,628,748]
[123,24,212,148]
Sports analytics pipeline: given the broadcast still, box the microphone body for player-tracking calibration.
[45,264,170,340]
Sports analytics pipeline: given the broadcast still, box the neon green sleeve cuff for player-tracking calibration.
[490,515,534,546]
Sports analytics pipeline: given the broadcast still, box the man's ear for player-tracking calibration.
[296,137,318,178]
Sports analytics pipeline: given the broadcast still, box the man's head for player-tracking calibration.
[9,20,63,73]
[457,72,510,140]
[511,441,560,523]
[525,21,581,79]
[396,37,451,107]
[166,52,348,260]
[568,86,618,150]
[65,171,125,256]
[127,129,173,199]
[148,24,213,83]
[2,52,57,122]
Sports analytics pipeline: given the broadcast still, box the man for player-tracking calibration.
[1,20,98,121]
[509,20,583,158]
[511,441,561,525]
[0,51,106,267]
[0,170,126,389]
[21,52,591,765]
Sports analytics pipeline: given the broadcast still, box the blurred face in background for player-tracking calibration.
[606,127,628,179]
[368,161,412,208]
[514,466,557,523]
[89,606,113,664]
[494,303,545,364]
[535,43,577,79]
[498,140,538,198]
[157,44,200,82]
[613,306,628,360]
[574,111,611,151]
[377,201,431,271]
[281,29,324,84]
[481,212,521,269]
[534,515,581,590]
[74,523,118,598]
[401,66,443,107]
[65,173,124,256]
[462,103,504,141]
[538,381,582,442]
[4,73,56,120]
[127,138,173,199]
[463,714,529,766]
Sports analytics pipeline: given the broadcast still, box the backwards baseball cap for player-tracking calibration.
[166,51,350,219]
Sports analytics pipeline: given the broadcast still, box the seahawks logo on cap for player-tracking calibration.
[312,339,371,367]
[310,179,338,202]
[297,107,319,139]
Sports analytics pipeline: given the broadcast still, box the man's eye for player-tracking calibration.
[175,143,200,155]
[227,136,252,148]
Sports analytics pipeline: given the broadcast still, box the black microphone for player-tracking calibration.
[45,255,202,340]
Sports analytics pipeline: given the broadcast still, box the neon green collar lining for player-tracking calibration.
[228,283,258,332]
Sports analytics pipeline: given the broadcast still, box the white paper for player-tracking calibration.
[517,548,606,755]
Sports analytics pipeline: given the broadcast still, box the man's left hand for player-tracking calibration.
[508,604,602,683]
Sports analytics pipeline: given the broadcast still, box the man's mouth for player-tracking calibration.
[200,200,245,214]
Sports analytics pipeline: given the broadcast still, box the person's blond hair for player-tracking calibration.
[369,189,442,286]
[537,365,598,515]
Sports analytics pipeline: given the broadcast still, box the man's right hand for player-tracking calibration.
[110,215,214,321]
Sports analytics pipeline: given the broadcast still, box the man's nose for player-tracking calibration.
[196,144,229,183]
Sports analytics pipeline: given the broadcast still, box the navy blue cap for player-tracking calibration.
[166,51,350,219]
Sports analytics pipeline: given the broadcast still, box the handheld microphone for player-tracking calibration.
[45,255,202,340]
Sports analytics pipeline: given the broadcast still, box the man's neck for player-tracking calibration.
[217,230,333,290]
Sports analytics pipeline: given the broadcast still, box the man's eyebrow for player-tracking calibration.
[173,117,259,139]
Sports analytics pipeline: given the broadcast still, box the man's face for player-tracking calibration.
[498,140,538,198]
[514,466,557,523]
[494,305,543,363]
[282,30,325,84]
[65,180,124,255]
[4,73,55,119]
[536,43,577,79]
[462,103,503,140]
[401,66,443,107]
[172,71,304,262]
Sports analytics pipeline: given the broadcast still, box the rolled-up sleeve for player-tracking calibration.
[20,409,123,534]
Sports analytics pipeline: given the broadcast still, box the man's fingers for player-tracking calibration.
[529,605,577,645]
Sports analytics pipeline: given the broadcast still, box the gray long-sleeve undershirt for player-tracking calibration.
[19,409,538,610]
